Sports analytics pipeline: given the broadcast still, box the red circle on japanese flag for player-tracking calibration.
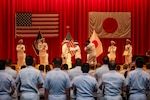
[92,40,98,48]
[103,18,118,33]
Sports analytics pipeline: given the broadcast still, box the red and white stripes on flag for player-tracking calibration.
[65,32,76,57]
[15,13,59,38]
[89,12,131,38]
[67,40,76,57]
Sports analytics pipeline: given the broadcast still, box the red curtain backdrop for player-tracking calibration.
[0,0,150,64]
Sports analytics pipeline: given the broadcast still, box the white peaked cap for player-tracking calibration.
[74,42,79,45]
[126,39,131,43]
[18,39,23,43]
[110,40,115,44]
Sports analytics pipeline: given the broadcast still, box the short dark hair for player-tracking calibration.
[62,64,68,70]
[52,57,62,67]
[116,65,121,71]
[103,56,109,64]
[130,66,135,70]
[5,59,12,66]
[25,56,34,66]
[21,65,26,69]
[123,64,129,69]
[81,63,90,73]
[136,57,144,68]
[0,60,6,70]
[75,58,82,66]
[146,63,150,69]
[39,65,44,71]
[108,61,116,70]
[46,65,51,72]
[11,66,16,70]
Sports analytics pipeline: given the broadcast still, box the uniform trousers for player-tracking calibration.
[20,92,39,100]
[0,94,11,100]
[48,94,66,100]
[129,93,147,100]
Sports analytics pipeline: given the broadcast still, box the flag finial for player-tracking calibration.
[66,26,70,32]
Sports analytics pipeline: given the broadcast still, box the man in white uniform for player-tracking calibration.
[62,40,72,69]
[107,40,117,61]
[123,39,132,65]
[16,39,26,69]
[84,40,97,66]
[70,41,81,59]
[38,38,49,66]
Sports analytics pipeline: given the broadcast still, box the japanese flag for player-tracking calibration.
[90,30,103,57]
[89,12,131,38]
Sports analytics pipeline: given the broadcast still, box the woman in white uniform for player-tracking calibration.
[107,40,117,61]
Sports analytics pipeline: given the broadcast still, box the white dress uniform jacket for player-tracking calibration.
[62,43,72,69]
[16,44,26,68]
[38,42,49,65]
[84,43,97,65]
[107,45,117,61]
[123,44,132,65]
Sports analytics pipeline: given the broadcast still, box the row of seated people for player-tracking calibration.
[0,56,150,100]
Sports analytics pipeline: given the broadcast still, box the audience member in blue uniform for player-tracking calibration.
[95,56,109,100]
[62,64,69,74]
[72,63,99,100]
[16,55,43,100]
[68,58,82,81]
[44,57,71,100]
[0,60,16,100]
[100,61,126,100]
[125,56,150,100]
[5,59,18,100]
[39,64,46,99]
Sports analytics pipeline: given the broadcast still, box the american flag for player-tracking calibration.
[15,12,59,38]
[65,32,76,57]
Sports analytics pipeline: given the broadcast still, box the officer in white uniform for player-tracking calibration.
[62,40,72,69]
[123,39,132,65]
[38,38,49,66]
[107,40,117,61]
[84,40,97,66]
[16,39,26,69]
[70,42,81,59]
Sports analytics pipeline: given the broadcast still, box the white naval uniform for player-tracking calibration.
[107,45,117,61]
[38,42,49,66]
[62,43,72,69]
[123,44,132,65]
[84,43,97,65]
[70,45,81,59]
[16,44,26,68]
